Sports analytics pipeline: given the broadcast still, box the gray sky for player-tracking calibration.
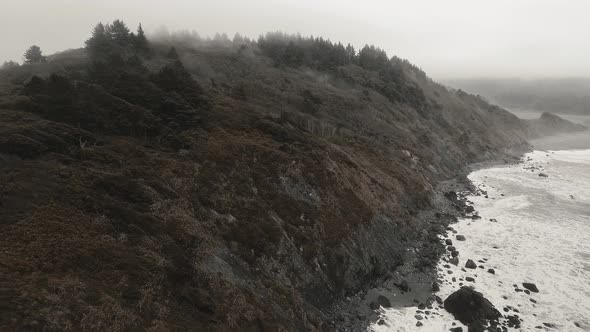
[1,0,589,80]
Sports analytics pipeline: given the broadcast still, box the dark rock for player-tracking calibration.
[465,259,477,269]
[456,235,466,241]
[522,283,539,293]
[450,328,463,332]
[432,282,440,292]
[466,205,475,213]
[416,321,423,327]
[377,319,386,325]
[451,250,460,257]
[377,295,391,308]
[530,298,537,303]
[506,314,521,328]
[487,269,495,274]
[466,277,475,282]
[446,239,453,245]
[415,315,423,320]
[450,257,459,265]
[435,295,443,304]
[447,245,456,252]
[524,290,530,295]
[396,280,410,292]
[490,218,498,222]
[444,287,501,332]
[539,173,548,177]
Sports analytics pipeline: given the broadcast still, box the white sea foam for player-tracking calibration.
[371,149,590,331]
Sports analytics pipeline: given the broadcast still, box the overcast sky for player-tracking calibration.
[1,0,588,80]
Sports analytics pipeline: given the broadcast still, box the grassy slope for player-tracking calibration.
[0,43,530,331]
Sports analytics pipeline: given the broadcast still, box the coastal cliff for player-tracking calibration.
[0,26,580,330]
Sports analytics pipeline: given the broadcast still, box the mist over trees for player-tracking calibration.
[1,60,19,70]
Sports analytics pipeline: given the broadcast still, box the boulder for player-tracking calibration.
[465,259,477,269]
[395,280,410,292]
[456,235,466,241]
[487,269,495,275]
[377,295,391,308]
[451,250,460,257]
[444,287,501,331]
[539,173,548,177]
[446,239,453,245]
[447,246,456,252]
[450,257,459,265]
[522,283,539,293]
[432,282,440,292]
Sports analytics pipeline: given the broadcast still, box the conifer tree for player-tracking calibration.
[23,45,47,64]
[85,22,113,57]
[110,19,130,46]
[134,23,150,53]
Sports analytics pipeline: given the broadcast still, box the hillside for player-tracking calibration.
[0,23,567,331]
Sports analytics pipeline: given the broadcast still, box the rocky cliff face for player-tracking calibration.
[0,40,536,331]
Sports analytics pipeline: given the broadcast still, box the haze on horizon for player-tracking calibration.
[1,0,588,80]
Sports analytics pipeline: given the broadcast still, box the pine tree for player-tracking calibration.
[345,43,356,63]
[233,32,244,45]
[110,19,130,46]
[23,45,47,64]
[85,22,113,57]
[134,23,150,53]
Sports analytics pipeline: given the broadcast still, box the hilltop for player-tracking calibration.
[0,21,581,331]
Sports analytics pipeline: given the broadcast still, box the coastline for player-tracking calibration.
[363,146,590,331]
[328,149,528,331]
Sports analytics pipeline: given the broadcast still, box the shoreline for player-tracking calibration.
[328,150,528,331]
[365,147,590,331]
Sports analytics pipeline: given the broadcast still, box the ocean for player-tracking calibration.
[371,148,590,331]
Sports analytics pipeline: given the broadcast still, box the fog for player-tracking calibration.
[1,0,590,80]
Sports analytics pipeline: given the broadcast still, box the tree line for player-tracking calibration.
[85,20,150,59]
